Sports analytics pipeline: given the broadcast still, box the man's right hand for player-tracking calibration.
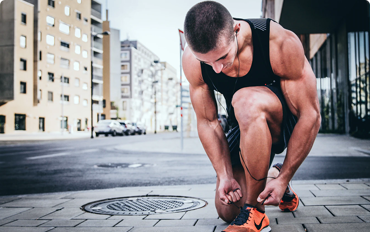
[218,178,243,205]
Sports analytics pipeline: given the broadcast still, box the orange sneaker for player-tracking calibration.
[273,163,300,212]
[223,204,271,232]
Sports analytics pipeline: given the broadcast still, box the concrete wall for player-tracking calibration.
[0,0,16,103]
[109,28,121,114]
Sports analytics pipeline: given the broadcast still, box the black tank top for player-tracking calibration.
[201,18,280,128]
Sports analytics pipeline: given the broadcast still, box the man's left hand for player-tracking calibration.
[257,178,287,206]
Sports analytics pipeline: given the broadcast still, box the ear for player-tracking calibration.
[233,22,241,35]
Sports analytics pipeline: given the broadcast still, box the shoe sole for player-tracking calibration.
[280,182,299,212]
[261,226,271,232]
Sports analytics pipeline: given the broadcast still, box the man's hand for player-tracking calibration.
[218,178,243,205]
[257,178,287,206]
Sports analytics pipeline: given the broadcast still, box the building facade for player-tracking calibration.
[0,0,102,134]
[263,0,370,138]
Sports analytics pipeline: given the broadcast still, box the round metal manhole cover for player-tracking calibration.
[81,195,208,215]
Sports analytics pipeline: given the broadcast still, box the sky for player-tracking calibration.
[100,0,262,77]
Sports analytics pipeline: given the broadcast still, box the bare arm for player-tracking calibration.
[183,47,242,204]
[259,22,321,204]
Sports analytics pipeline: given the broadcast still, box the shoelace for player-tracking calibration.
[230,207,252,225]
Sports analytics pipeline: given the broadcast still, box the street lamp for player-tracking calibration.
[91,30,110,139]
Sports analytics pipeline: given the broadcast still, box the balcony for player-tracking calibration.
[92,57,103,66]
[93,41,102,50]
[92,74,103,82]
[91,8,101,19]
[91,24,102,34]
[93,103,103,112]
[92,84,103,97]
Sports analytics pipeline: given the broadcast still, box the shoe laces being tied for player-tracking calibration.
[230,206,252,225]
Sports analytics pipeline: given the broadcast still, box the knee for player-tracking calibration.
[232,90,267,127]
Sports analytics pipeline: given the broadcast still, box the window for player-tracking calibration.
[83,99,88,106]
[84,66,88,72]
[48,0,55,8]
[121,64,129,71]
[38,70,42,80]
[82,82,88,90]
[60,76,69,84]
[47,53,54,64]
[20,59,26,70]
[60,94,69,102]
[74,44,81,54]
[64,6,70,16]
[38,89,42,101]
[76,11,81,20]
[73,61,80,71]
[60,41,70,51]
[75,78,80,86]
[20,35,26,48]
[20,82,26,93]
[38,31,42,41]
[21,13,26,24]
[46,34,54,46]
[122,101,127,110]
[77,0,82,3]
[82,50,87,58]
[46,16,54,27]
[121,87,130,95]
[15,114,26,130]
[103,99,106,108]
[48,91,53,101]
[74,95,80,104]
[121,75,129,83]
[48,72,54,82]
[83,17,88,24]
[61,116,68,129]
[59,22,70,34]
[39,51,42,61]
[121,51,129,60]
[60,58,70,69]
[82,34,87,42]
[75,28,81,38]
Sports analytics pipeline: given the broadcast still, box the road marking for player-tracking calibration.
[27,149,98,160]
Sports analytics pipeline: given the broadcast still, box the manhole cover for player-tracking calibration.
[94,163,154,168]
[81,195,207,215]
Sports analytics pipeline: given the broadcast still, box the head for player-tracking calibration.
[184,1,238,73]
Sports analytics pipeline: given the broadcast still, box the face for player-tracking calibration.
[192,34,238,74]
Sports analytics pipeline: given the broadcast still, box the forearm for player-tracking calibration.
[278,114,321,184]
[197,120,233,179]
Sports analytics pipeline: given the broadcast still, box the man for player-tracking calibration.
[182,1,320,232]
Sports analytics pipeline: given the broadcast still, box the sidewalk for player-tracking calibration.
[0,131,91,142]
[0,134,370,231]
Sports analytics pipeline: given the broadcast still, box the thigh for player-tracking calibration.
[231,86,283,144]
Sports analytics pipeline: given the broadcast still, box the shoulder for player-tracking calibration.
[269,21,305,80]
[182,47,207,88]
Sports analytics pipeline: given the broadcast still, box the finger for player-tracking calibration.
[262,196,279,206]
[235,189,243,199]
[219,191,229,205]
[257,188,271,203]
[228,191,238,203]
[231,190,240,202]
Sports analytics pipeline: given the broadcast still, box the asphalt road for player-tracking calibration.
[1,133,370,196]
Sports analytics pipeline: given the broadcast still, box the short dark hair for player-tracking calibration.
[184,1,234,54]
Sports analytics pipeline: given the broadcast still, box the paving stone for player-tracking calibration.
[73,212,111,220]
[195,218,228,226]
[155,219,196,227]
[326,205,370,216]
[315,184,346,190]
[341,183,370,190]
[144,212,185,220]
[130,225,215,232]
[49,227,132,232]
[0,228,54,232]
[269,224,306,232]
[265,207,294,220]
[289,184,319,191]
[181,203,219,220]
[0,208,31,220]
[318,216,364,223]
[292,189,315,197]
[55,198,101,208]
[39,219,85,227]
[3,219,49,227]
[0,218,18,226]
[41,208,84,219]
[4,208,60,220]
[108,215,146,220]
[301,196,369,205]
[115,218,157,227]
[363,196,370,202]
[78,219,121,227]
[277,216,319,225]
[0,197,19,205]
[361,204,370,211]
[304,223,369,232]
[358,215,370,222]
[293,206,333,217]
[311,189,370,197]
[1,199,69,208]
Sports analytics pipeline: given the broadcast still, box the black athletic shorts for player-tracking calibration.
[226,85,298,167]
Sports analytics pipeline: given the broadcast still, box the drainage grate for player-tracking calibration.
[81,195,207,215]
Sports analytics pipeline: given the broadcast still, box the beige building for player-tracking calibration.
[0,0,104,134]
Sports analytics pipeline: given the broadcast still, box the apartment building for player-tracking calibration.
[0,0,96,134]
[262,0,370,138]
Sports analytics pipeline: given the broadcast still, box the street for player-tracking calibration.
[1,133,370,196]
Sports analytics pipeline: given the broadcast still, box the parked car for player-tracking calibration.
[94,120,125,137]
[117,120,134,135]
[133,122,147,135]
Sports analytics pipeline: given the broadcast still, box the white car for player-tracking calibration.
[94,120,125,137]
[117,120,135,135]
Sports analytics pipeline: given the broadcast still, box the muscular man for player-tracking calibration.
[182,1,320,231]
